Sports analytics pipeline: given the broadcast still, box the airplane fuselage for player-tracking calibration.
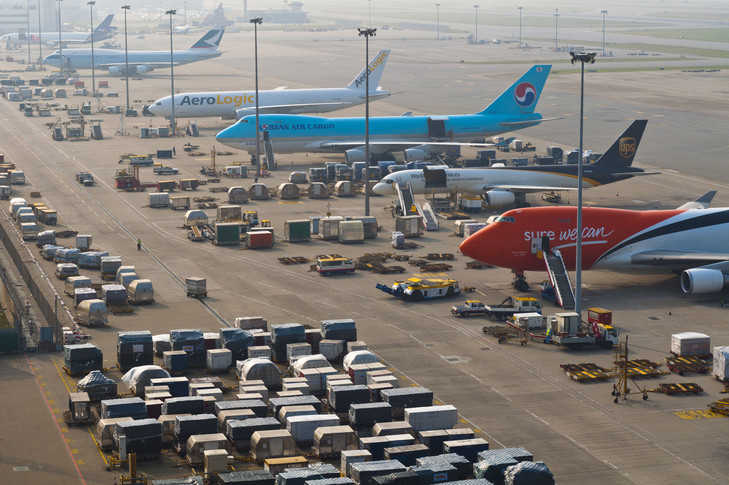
[215,113,543,154]
[1,31,113,46]
[460,206,729,273]
[149,88,390,119]
[43,48,221,70]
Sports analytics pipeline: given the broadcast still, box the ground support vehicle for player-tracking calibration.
[75,171,94,186]
[316,256,355,276]
[451,300,487,317]
[508,312,619,349]
[484,296,542,320]
[376,278,460,301]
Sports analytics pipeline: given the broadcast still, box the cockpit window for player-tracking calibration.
[155,102,161,106]
[494,216,515,223]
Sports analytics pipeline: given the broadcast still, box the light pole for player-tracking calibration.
[166,9,176,134]
[251,17,262,179]
[517,6,523,47]
[122,5,130,111]
[554,8,559,51]
[284,0,288,32]
[358,27,376,217]
[435,3,440,40]
[57,0,62,74]
[570,51,596,320]
[37,0,42,68]
[26,0,31,64]
[601,10,608,56]
[87,1,95,102]
[473,4,479,44]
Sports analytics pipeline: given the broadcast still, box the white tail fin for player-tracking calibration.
[347,49,391,90]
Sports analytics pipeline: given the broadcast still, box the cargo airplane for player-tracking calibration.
[43,28,223,75]
[459,192,729,294]
[1,14,116,49]
[149,49,392,120]
[373,120,652,207]
[215,65,552,163]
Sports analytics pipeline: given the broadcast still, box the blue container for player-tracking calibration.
[150,376,190,398]
[39,326,54,342]
[377,161,396,173]
[164,350,187,373]
[325,162,338,182]
[352,162,366,181]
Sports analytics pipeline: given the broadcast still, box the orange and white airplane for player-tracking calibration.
[459,191,729,294]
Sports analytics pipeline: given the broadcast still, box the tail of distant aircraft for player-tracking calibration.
[479,65,551,115]
[593,119,647,167]
[347,49,391,91]
[190,28,224,49]
[94,14,115,34]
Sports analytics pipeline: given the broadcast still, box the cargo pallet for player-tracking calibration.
[278,256,310,265]
[419,263,453,272]
[560,363,612,382]
[647,383,704,395]
[482,325,521,344]
[466,260,491,269]
[666,355,712,375]
[72,318,107,328]
[708,397,729,415]
[186,291,207,299]
[62,366,95,377]
[63,410,94,426]
[101,273,116,281]
[108,302,135,314]
[615,359,668,379]
[424,253,455,261]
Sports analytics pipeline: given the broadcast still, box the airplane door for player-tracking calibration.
[427,117,447,138]
[531,236,550,255]
[423,167,447,189]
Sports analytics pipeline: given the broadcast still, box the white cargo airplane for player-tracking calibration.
[43,28,223,75]
[148,49,392,120]
[1,14,116,49]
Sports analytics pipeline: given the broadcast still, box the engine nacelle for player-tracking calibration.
[404,148,428,163]
[483,190,516,207]
[135,65,149,74]
[235,108,255,120]
[680,268,729,294]
[345,149,366,164]
[108,66,120,75]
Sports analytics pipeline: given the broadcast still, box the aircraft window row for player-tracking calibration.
[495,216,515,223]
[559,218,571,223]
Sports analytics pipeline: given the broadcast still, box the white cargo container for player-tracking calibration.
[370,375,398,388]
[217,409,256,431]
[127,279,154,304]
[454,219,478,236]
[313,425,358,458]
[291,354,330,375]
[250,430,296,461]
[282,382,310,395]
[395,215,423,238]
[286,414,340,443]
[8,170,25,185]
[278,405,317,423]
[404,405,458,432]
[671,332,710,356]
[96,418,134,449]
[186,433,229,466]
[348,362,386,385]
[116,265,136,281]
[159,414,190,444]
[197,388,224,401]
[338,220,365,244]
[207,349,232,371]
[320,216,344,240]
[148,192,170,208]
[235,316,267,331]
[347,341,368,353]
[343,350,379,372]
[0,185,11,199]
[237,384,269,402]
[119,272,140,288]
[247,345,272,359]
[238,358,280,387]
[75,299,108,326]
[341,449,372,477]
[512,312,545,330]
[713,346,729,381]
[286,342,311,362]
[319,339,345,361]
[17,212,36,224]
[76,234,92,250]
[463,222,487,238]
[184,210,208,227]
[64,276,93,296]
[20,222,38,240]
[15,206,33,220]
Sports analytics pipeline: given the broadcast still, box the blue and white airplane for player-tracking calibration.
[1,14,116,49]
[215,65,551,163]
[43,28,224,75]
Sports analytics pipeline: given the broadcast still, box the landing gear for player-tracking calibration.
[512,271,530,292]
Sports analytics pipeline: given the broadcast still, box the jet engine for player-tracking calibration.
[345,149,366,164]
[235,108,255,120]
[484,190,516,207]
[404,148,428,162]
[135,65,149,74]
[680,268,729,294]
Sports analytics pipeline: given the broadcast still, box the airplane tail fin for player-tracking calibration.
[346,49,391,91]
[190,28,224,49]
[95,14,114,33]
[478,65,551,115]
[593,119,647,167]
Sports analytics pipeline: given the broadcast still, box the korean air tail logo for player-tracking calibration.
[514,82,536,107]
[618,137,636,158]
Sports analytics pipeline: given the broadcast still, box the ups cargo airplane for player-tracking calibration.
[373,120,652,207]
[459,192,729,294]
[149,49,392,120]
[43,28,223,75]
[1,14,116,49]
[215,65,552,163]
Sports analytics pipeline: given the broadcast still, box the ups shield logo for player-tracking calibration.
[619,137,636,159]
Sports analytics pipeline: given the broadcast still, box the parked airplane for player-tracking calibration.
[215,65,552,163]
[149,49,392,120]
[43,28,224,75]
[494,137,516,149]
[372,120,652,207]
[1,14,116,49]
[459,191,729,294]
[174,25,191,34]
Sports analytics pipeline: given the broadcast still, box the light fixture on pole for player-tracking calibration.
[88,1,96,104]
[122,5,130,112]
[517,6,523,47]
[166,9,176,134]
[251,17,263,180]
[57,0,62,74]
[435,3,440,40]
[554,8,559,51]
[358,26,376,217]
[37,0,42,68]
[569,51,596,320]
[601,10,608,56]
[473,4,479,44]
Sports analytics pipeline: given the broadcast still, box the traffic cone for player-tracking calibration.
[668,308,672,315]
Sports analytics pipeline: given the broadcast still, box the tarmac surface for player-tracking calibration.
[1,23,728,485]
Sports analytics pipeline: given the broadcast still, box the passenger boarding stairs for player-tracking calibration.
[544,250,575,310]
[396,182,418,216]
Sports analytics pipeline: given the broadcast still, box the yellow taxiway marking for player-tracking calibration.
[673,410,726,420]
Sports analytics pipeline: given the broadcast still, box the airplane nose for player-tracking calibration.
[372,183,387,195]
[459,232,481,260]
[147,104,159,114]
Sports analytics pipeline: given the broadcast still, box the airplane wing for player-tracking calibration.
[320,141,494,149]
[676,190,717,210]
[235,102,355,117]
[499,116,561,127]
[98,62,184,70]
[629,250,729,268]
[485,184,577,193]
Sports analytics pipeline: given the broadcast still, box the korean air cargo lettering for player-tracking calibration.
[148,50,392,120]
